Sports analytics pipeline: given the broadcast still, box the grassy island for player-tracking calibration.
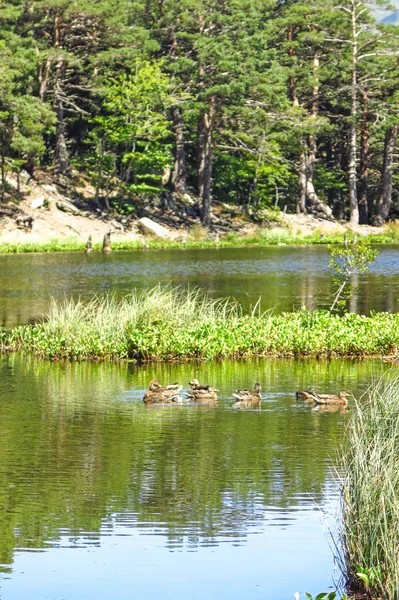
[2,288,399,361]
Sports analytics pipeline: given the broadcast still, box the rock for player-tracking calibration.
[180,193,196,206]
[20,170,31,184]
[137,217,175,239]
[43,184,58,194]
[5,177,18,191]
[110,219,124,233]
[56,200,82,216]
[186,206,198,217]
[16,214,35,231]
[31,196,47,210]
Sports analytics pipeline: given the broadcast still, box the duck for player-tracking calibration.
[102,229,112,253]
[312,391,350,407]
[296,387,319,402]
[85,235,93,254]
[187,378,219,403]
[232,383,261,408]
[143,379,183,404]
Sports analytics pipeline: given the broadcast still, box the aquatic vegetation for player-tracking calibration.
[3,288,399,361]
[339,375,399,598]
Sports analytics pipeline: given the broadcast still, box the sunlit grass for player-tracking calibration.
[3,288,399,361]
[0,226,398,254]
[339,374,399,598]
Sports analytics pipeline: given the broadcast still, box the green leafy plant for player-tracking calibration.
[327,240,379,311]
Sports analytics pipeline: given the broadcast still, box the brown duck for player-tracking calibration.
[143,379,183,404]
[102,230,112,254]
[85,235,93,254]
[296,388,319,402]
[232,383,261,409]
[296,388,350,407]
[187,379,219,403]
[312,391,350,407]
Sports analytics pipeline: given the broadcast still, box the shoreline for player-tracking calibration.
[0,229,398,254]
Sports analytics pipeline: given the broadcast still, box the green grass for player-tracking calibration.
[0,226,398,254]
[339,374,399,599]
[2,288,399,361]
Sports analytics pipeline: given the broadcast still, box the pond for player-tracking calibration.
[1,245,399,328]
[0,354,393,599]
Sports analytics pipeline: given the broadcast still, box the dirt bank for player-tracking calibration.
[0,171,392,248]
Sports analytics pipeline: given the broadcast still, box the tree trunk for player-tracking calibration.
[198,96,216,227]
[55,93,71,177]
[297,149,307,213]
[305,51,325,213]
[38,57,52,103]
[288,26,299,107]
[358,89,369,224]
[0,135,5,203]
[52,13,70,177]
[171,107,187,193]
[349,0,359,225]
[377,125,398,222]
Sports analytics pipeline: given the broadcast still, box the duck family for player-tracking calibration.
[142,378,262,407]
[142,379,351,410]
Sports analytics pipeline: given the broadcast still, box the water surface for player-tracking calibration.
[0,355,393,598]
[1,245,399,328]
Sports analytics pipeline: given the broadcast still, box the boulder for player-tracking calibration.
[56,200,82,216]
[31,196,47,210]
[137,217,175,239]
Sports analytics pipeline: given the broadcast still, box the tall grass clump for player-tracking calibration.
[4,289,399,360]
[339,374,399,598]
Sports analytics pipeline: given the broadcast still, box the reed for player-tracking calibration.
[3,288,399,361]
[339,374,399,598]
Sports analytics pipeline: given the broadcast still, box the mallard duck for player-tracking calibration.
[296,387,318,402]
[85,235,93,254]
[312,391,350,407]
[232,383,261,408]
[187,379,219,402]
[143,379,183,404]
[102,229,112,254]
[296,388,350,407]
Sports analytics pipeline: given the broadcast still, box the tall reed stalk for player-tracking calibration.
[339,374,399,598]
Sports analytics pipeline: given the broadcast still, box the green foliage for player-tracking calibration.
[327,241,379,311]
[0,0,398,221]
[4,289,399,360]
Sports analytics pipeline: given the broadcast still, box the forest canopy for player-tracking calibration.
[1,0,399,226]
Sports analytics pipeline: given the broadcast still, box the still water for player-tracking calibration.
[0,354,393,599]
[1,245,399,328]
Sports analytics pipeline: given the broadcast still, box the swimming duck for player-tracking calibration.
[102,229,112,253]
[296,388,350,407]
[312,391,350,407]
[296,387,319,402]
[232,383,261,408]
[143,379,183,404]
[85,235,93,254]
[187,379,219,403]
